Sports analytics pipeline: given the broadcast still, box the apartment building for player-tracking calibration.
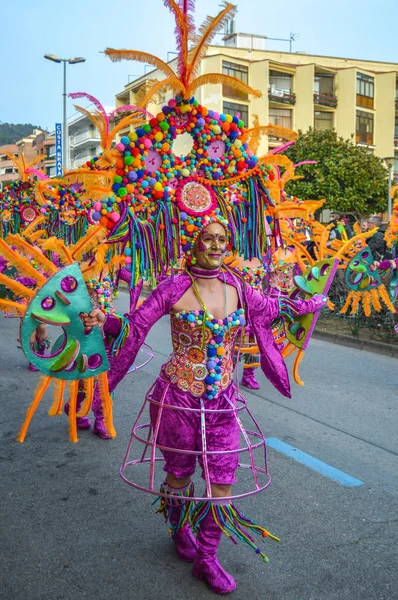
[68,105,114,170]
[115,34,398,177]
[32,131,56,177]
[0,144,19,188]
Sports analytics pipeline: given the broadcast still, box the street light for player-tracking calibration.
[381,156,395,219]
[44,54,86,171]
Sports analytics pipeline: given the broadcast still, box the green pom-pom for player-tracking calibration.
[124,156,134,166]
[159,121,169,131]
[118,187,128,198]
[114,175,123,184]
[142,124,151,133]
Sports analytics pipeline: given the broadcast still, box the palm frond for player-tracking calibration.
[138,77,187,107]
[105,48,176,79]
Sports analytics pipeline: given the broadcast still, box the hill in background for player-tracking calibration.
[0,123,41,146]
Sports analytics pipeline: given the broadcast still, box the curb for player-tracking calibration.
[313,329,398,359]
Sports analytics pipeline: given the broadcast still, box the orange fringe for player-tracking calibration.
[0,298,27,317]
[350,292,361,315]
[67,380,80,443]
[71,225,107,261]
[41,237,74,265]
[23,216,46,239]
[0,239,47,286]
[97,372,116,438]
[379,284,397,313]
[48,379,66,416]
[0,274,35,300]
[6,234,58,275]
[293,350,305,386]
[17,375,52,442]
[363,291,371,317]
[281,342,297,359]
[340,290,355,314]
[370,288,382,312]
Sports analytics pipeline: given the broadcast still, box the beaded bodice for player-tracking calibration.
[163,309,246,400]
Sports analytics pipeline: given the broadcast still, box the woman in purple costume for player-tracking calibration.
[83,216,326,595]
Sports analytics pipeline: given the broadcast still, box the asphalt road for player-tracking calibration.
[0,290,397,600]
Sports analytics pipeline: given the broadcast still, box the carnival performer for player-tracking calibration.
[82,214,326,595]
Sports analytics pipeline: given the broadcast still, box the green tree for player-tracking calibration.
[285,128,388,214]
[0,123,41,146]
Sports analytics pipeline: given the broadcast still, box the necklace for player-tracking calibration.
[189,265,221,279]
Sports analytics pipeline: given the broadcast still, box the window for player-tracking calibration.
[356,110,374,145]
[314,74,334,95]
[314,111,334,131]
[269,70,293,93]
[268,108,292,129]
[5,167,14,174]
[356,73,374,109]
[222,102,248,126]
[222,61,249,100]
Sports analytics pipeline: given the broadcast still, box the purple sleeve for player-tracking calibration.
[102,279,174,393]
[245,286,324,323]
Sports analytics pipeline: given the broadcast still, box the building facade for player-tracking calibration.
[115,37,398,178]
[68,105,114,170]
[0,144,19,188]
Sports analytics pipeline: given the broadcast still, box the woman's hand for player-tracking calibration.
[81,309,106,330]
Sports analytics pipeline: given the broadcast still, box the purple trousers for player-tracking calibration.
[149,376,240,485]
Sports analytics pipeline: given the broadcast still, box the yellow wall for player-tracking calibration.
[375,72,396,158]
[295,64,315,132]
[335,68,356,140]
[250,60,269,155]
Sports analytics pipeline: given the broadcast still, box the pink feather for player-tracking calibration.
[108,105,154,121]
[293,160,317,168]
[267,141,295,155]
[68,93,107,118]
[26,168,48,180]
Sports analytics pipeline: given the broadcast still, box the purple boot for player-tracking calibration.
[192,505,236,595]
[64,387,92,430]
[158,482,197,562]
[241,367,260,390]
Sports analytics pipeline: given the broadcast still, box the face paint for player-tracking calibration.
[193,223,227,270]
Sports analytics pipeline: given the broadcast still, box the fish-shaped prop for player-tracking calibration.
[282,258,339,385]
[340,247,396,317]
[0,234,114,443]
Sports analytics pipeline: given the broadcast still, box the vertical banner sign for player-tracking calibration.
[55,123,63,176]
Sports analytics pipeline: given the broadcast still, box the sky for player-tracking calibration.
[1,0,397,131]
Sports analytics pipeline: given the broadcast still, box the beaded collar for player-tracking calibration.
[188,265,221,279]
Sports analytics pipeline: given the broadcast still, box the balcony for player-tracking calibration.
[268,89,296,105]
[70,130,101,148]
[314,92,337,108]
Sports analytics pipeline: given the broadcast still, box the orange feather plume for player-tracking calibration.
[0,239,47,287]
[6,234,58,276]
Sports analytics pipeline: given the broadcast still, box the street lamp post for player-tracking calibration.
[44,54,86,171]
[381,156,395,220]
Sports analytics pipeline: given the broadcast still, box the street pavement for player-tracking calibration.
[0,290,397,600]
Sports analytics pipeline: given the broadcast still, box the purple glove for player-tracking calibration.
[278,294,327,320]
